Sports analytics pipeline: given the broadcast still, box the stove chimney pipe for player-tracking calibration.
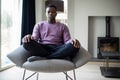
[105,16,111,37]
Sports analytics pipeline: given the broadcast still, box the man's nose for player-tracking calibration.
[49,12,52,15]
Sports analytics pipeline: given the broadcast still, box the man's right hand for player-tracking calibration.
[22,34,34,43]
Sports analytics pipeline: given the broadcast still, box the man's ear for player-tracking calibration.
[55,12,57,16]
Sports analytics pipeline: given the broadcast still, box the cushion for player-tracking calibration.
[22,59,75,73]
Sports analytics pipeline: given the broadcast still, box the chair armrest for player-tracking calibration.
[7,45,31,67]
[72,46,92,68]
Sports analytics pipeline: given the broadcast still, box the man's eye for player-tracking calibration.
[48,11,55,14]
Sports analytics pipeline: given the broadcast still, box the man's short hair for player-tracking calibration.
[46,4,57,11]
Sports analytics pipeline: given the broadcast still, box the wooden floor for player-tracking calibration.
[0,62,120,80]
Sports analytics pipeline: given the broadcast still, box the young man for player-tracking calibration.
[22,5,80,62]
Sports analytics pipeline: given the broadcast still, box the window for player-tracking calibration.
[0,0,22,69]
[56,0,68,24]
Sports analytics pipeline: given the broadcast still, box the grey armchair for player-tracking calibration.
[7,45,92,80]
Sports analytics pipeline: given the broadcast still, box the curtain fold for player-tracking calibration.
[21,0,36,44]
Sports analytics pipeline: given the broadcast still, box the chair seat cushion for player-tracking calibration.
[22,59,75,73]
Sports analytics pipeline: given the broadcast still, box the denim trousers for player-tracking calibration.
[23,40,79,59]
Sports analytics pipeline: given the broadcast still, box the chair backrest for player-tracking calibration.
[72,46,92,68]
[7,45,92,71]
[7,45,31,67]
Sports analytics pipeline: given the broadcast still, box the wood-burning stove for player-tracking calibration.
[98,37,119,58]
[97,16,119,59]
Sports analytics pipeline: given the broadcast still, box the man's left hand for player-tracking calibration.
[72,39,81,48]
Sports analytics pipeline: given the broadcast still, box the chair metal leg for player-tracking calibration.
[63,69,77,80]
[22,69,37,80]
[23,69,26,80]
[63,72,73,80]
[73,69,76,80]
[23,69,76,80]
[64,72,68,80]
[36,73,39,80]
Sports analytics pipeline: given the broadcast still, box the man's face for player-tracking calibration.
[46,7,57,19]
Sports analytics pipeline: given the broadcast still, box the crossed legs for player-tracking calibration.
[23,40,79,59]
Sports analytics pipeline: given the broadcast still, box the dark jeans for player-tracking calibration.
[23,40,79,59]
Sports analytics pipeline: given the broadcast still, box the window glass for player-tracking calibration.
[1,0,22,68]
[56,0,68,24]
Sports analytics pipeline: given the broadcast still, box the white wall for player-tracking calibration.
[35,0,44,23]
[74,0,120,50]
[67,0,75,38]
[88,16,120,58]
[0,0,1,67]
